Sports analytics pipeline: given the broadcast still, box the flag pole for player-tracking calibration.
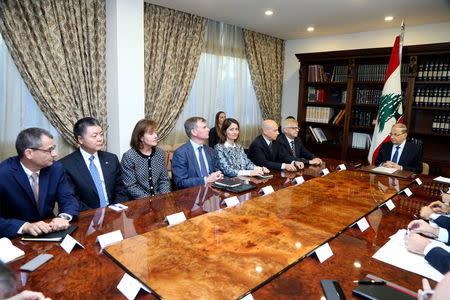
[399,18,405,66]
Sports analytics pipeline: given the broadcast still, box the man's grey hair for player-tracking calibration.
[392,123,407,134]
[15,128,53,158]
[184,117,206,138]
[0,262,16,298]
[281,118,298,131]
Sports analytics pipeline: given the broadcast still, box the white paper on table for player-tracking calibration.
[356,217,370,232]
[403,188,413,197]
[384,199,395,211]
[222,196,240,208]
[164,212,187,226]
[241,294,254,300]
[117,273,151,300]
[259,185,274,195]
[96,230,123,249]
[60,234,85,254]
[434,176,450,184]
[293,176,304,185]
[372,166,397,174]
[315,243,333,263]
[372,229,446,282]
[415,178,423,185]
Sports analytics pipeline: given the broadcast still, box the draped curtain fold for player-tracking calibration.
[0,0,107,147]
[243,29,284,124]
[144,4,207,140]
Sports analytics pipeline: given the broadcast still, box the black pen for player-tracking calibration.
[353,280,386,285]
[414,214,419,219]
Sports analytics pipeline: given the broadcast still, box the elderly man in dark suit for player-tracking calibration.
[60,117,128,211]
[172,117,223,189]
[375,123,422,173]
[0,128,78,238]
[277,118,322,168]
[248,120,301,171]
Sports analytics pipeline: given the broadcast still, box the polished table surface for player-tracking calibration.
[7,159,449,299]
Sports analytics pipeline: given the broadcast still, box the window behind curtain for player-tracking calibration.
[0,34,73,161]
[161,20,263,148]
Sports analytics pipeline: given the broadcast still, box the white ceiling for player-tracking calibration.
[144,0,450,40]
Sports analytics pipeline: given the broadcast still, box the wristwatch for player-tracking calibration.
[58,214,71,221]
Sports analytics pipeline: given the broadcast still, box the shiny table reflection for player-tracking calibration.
[104,169,412,299]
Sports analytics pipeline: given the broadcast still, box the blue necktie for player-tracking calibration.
[392,146,400,164]
[89,155,108,207]
[198,146,209,177]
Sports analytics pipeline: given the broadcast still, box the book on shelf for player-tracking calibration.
[414,86,449,107]
[308,65,325,82]
[355,88,382,104]
[417,57,449,81]
[308,127,327,143]
[331,65,348,82]
[352,109,375,127]
[432,113,450,134]
[305,106,335,123]
[352,132,372,149]
[333,110,345,125]
[307,126,318,143]
[356,64,408,82]
[307,87,327,103]
[0,237,25,263]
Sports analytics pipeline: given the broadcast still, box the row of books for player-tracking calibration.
[356,64,408,82]
[355,88,382,104]
[305,106,345,124]
[351,132,372,149]
[307,87,347,103]
[307,126,327,143]
[417,58,449,81]
[308,65,326,82]
[307,65,348,82]
[351,109,376,127]
[432,113,450,134]
[414,87,450,107]
[330,66,348,82]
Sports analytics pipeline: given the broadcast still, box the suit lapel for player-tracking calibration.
[74,149,99,196]
[38,167,50,216]
[204,146,213,173]
[188,143,202,177]
[398,142,408,165]
[11,159,38,213]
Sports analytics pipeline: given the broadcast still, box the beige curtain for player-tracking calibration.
[0,0,107,147]
[144,4,207,140]
[243,29,284,124]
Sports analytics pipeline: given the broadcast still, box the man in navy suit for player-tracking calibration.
[0,128,78,238]
[60,117,128,211]
[277,118,322,168]
[248,120,299,171]
[172,117,223,189]
[405,218,450,275]
[375,124,422,173]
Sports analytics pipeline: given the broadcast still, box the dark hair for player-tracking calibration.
[73,117,101,142]
[0,262,16,298]
[130,119,157,150]
[15,128,53,158]
[219,118,239,144]
[214,111,225,136]
[184,117,206,138]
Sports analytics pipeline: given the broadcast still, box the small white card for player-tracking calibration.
[337,164,346,170]
[259,185,274,195]
[293,176,304,185]
[403,188,413,197]
[96,230,123,249]
[241,294,254,300]
[109,203,128,211]
[356,217,370,232]
[434,176,450,184]
[321,168,330,176]
[315,243,333,263]
[415,178,423,185]
[60,234,85,254]
[117,273,151,300]
[222,196,240,208]
[164,212,187,226]
[384,199,395,211]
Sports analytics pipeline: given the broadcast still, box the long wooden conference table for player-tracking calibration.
[7,159,449,299]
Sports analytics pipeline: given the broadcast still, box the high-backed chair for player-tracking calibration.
[421,162,429,175]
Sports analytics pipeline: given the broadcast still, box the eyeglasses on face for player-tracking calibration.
[30,146,57,153]
[389,132,405,137]
[287,127,300,130]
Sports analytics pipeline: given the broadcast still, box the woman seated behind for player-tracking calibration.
[215,118,270,177]
[209,111,226,148]
[121,119,171,199]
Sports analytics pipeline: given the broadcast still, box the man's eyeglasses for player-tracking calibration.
[389,133,405,137]
[30,146,57,153]
[287,127,300,130]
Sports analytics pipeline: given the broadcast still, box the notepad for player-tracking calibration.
[214,179,242,188]
[353,274,417,300]
[0,237,25,263]
[21,225,78,242]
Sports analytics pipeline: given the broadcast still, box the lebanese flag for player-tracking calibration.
[368,36,404,164]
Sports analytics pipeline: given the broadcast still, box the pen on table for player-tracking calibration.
[414,214,419,219]
[405,228,411,236]
[353,280,386,285]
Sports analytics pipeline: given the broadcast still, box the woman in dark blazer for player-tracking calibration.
[121,119,171,199]
[208,111,226,148]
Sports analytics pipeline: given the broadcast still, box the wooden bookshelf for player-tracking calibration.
[296,42,450,176]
